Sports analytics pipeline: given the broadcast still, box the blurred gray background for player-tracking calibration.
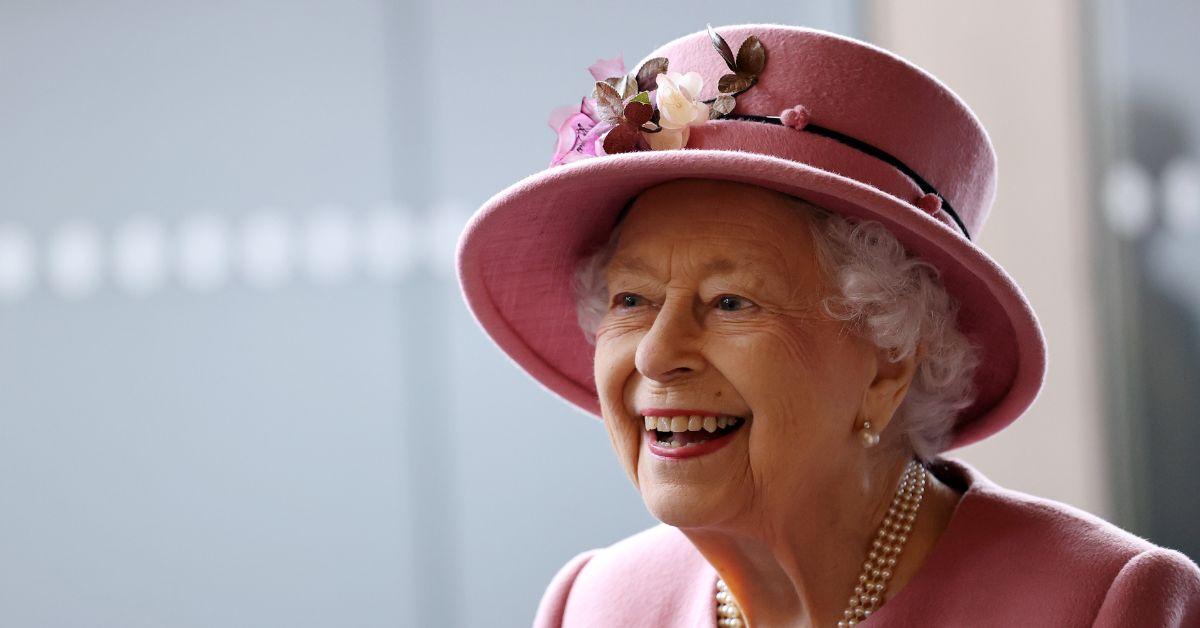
[1,1,1196,626]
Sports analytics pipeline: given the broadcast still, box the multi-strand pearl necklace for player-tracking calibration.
[714,459,927,627]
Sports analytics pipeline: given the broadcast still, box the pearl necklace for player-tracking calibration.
[714,459,927,627]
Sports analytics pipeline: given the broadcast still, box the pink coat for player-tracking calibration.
[533,458,1200,627]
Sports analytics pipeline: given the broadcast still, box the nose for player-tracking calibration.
[634,290,706,383]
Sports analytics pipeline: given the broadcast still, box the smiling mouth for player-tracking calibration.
[642,414,748,448]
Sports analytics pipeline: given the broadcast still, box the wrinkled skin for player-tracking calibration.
[592,178,960,626]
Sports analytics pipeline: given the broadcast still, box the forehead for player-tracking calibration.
[604,179,817,280]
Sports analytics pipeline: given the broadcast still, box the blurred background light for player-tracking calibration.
[0,224,36,302]
[1102,159,1156,239]
[1161,156,1200,232]
[46,220,104,300]
[177,212,233,293]
[301,206,358,284]
[238,209,295,289]
[361,204,415,282]
[112,216,169,296]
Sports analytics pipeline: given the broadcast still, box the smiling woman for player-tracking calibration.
[455,23,1200,627]
[572,180,982,461]
[570,179,969,623]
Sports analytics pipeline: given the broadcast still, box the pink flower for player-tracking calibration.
[548,97,612,167]
[587,54,626,81]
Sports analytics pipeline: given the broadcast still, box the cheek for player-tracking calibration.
[712,318,823,398]
[594,332,635,409]
[593,335,642,477]
[724,321,853,459]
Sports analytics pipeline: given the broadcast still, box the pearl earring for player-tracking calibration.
[859,419,880,447]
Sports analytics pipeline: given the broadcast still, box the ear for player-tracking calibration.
[860,342,923,433]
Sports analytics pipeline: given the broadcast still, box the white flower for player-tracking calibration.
[654,71,710,130]
[645,126,690,150]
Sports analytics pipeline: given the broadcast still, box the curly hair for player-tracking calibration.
[571,193,982,458]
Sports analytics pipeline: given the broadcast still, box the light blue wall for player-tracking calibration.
[0,2,862,626]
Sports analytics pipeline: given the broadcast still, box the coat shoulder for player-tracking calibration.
[966,480,1160,565]
[925,470,1200,623]
[1092,547,1200,627]
[532,546,601,628]
[533,523,717,627]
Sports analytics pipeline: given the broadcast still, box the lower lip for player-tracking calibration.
[645,422,744,459]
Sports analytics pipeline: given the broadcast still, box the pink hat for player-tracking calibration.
[455,23,1047,451]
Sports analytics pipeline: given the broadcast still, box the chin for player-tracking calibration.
[638,481,731,528]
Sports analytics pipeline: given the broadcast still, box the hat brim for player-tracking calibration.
[456,148,1046,451]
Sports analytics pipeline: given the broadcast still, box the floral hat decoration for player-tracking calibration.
[550,25,769,162]
[457,23,1047,451]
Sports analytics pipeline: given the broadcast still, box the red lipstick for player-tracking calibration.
[641,409,748,459]
[645,424,741,459]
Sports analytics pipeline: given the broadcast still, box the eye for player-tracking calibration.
[716,294,753,312]
[613,292,645,310]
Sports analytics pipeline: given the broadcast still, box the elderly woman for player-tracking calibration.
[455,24,1200,626]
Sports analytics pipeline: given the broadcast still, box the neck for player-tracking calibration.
[679,455,961,628]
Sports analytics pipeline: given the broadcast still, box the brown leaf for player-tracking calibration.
[707,24,737,73]
[717,73,753,94]
[602,124,640,154]
[735,35,765,75]
[595,80,622,103]
[635,57,669,92]
[623,100,652,126]
[636,58,669,92]
[592,81,626,124]
[710,94,736,118]
[618,74,639,100]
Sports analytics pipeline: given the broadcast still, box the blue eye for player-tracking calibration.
[717,295,751,311]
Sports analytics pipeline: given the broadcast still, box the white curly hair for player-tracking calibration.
[571,192,983,459]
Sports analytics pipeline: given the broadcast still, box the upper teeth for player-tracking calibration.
[643,415,742,433]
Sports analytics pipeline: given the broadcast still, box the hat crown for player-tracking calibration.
[637,24,998,238]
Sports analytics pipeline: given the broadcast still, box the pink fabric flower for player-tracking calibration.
[548,97,612,167]
[587,55,626,82]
